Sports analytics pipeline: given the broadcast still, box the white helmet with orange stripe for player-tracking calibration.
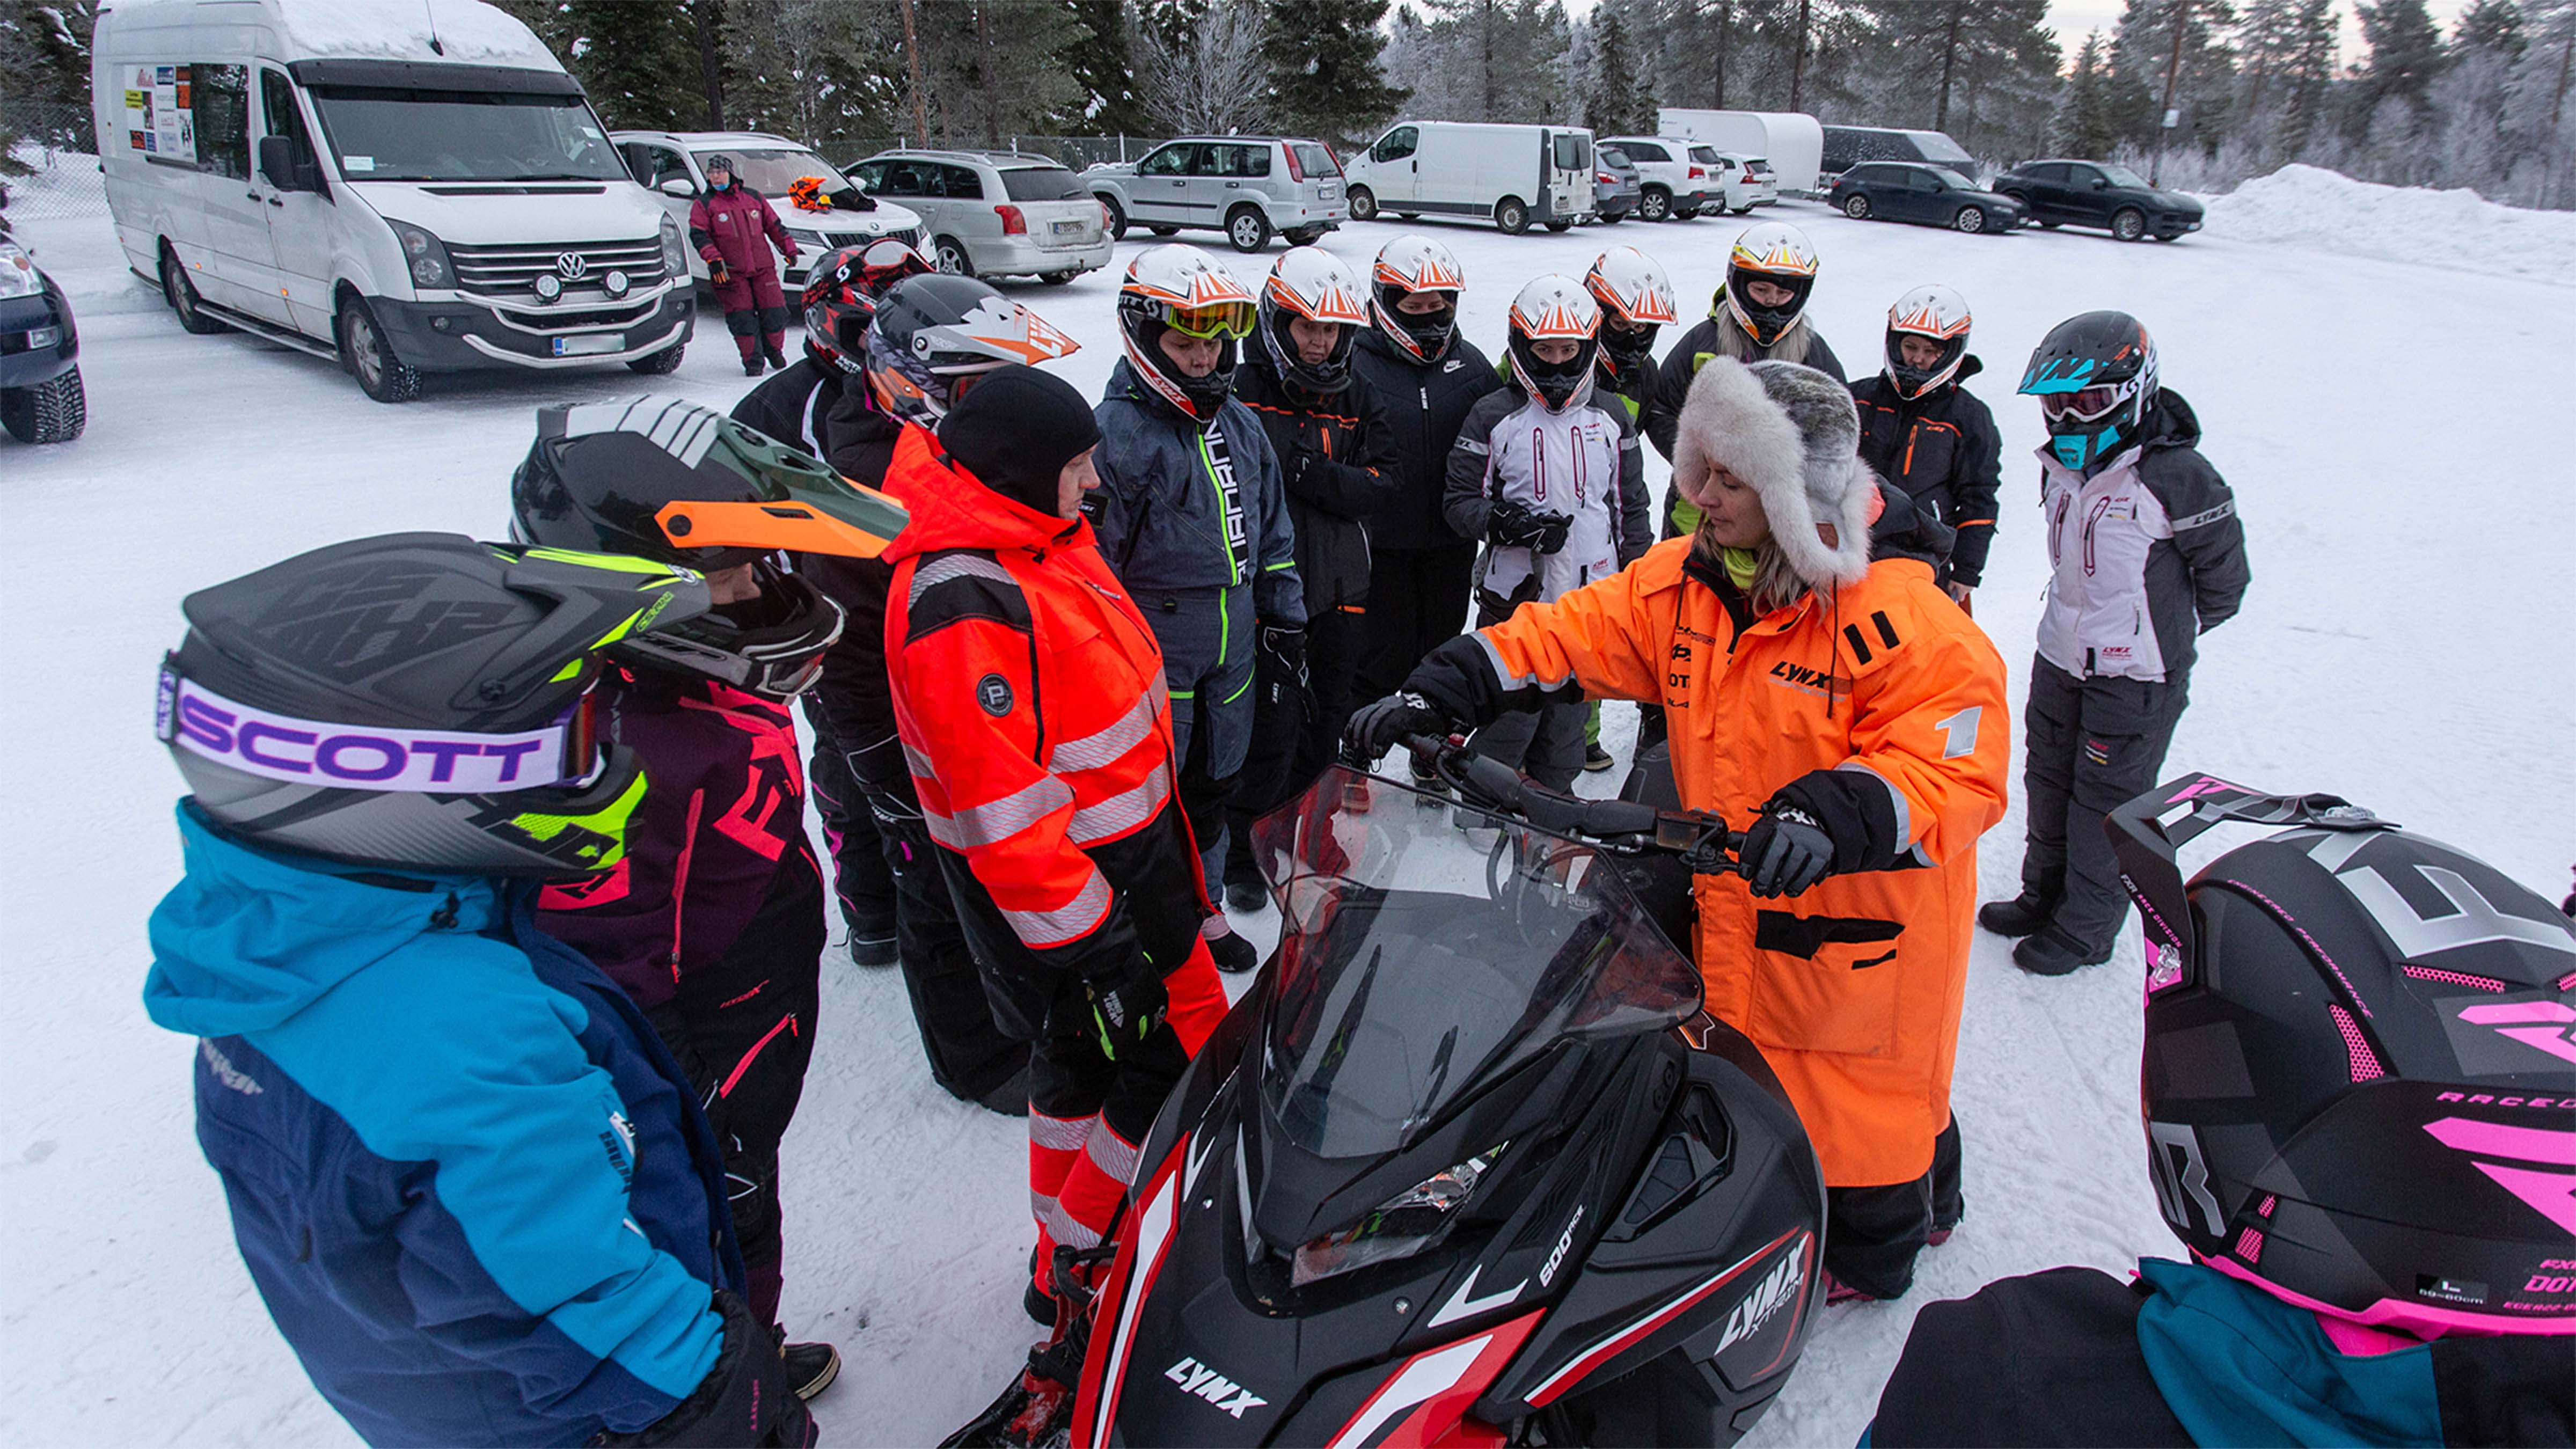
[1505,274,1602,413]
[1117,245,1258,423]
[1259,246,1370,394]
[1368,233,1467,363]
[1884,283,1973,399]
[863,273,1078,426]
[1722,220,1821,348]
[1584,245,1678,383]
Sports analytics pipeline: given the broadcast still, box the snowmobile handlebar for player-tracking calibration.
[1398,735,1745,875]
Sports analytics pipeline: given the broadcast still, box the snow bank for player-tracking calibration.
[2201,163,2576,284]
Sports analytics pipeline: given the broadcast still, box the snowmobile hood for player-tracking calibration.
[145,801,508,1039]
[2131,1257,2443,1447]
[876,424,1088,566]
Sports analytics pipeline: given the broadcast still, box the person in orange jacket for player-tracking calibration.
[879,364,1231,1443]
[1348,357,2010,1304]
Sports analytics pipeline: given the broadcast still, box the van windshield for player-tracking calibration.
[309,88,625,183]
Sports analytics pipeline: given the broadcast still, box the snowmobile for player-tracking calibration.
[1065,738,1827,1447]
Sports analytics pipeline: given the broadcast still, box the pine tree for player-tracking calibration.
[2057,30,2121,155]
[1846,0,2058,156]
[2358,0,2451,112]
[1266,0,1409,142]
[1066,0,1150,137]
[1584,6,1657,134]
[519,0,707,132]
[2107,0,2237,152]
[2454,0,2527,59]
[0,1,98,152]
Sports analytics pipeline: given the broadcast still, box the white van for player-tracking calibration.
[95,0,693,402]
[1658,109,1826,196]
[1343,122,1596,235]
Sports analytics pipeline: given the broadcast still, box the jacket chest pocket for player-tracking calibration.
[1744,909,1905,1057]
[1900,424,1959,495]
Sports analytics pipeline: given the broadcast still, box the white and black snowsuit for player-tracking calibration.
[2019,389,2250,951]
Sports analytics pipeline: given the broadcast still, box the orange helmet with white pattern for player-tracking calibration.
[1368,234,1467,363]
[1260,246,1370,394]
[1884,283,1973,399]
[1117,245,1258,422]
[1585,245,1678,382]
[1722,221,1821,348]
[1506,274,1602,412]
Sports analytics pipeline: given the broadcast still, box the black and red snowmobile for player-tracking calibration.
[1064,739,1827,1447]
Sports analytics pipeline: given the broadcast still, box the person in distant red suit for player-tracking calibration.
[690,155,800,376]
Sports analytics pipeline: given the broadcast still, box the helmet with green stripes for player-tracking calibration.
[159,532,710,877]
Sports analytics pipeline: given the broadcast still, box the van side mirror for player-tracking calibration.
[259,135,324,194]
[659,178,697,198]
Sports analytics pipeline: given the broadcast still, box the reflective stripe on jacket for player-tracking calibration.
[1089,360,1306,626]
[1430,537,2010,1186]
[881,427,1209,984]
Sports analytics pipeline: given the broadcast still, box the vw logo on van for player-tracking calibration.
[554,252,590,281]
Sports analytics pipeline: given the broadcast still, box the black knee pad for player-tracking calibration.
[725,309,760,337]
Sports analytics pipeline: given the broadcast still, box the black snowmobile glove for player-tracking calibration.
[708,258,730,287]
[1740,804,1836,898]
[1343,691,1453,767]
[1258,623,1309,694]
[1082,949,1168,1062]
[604,1289,815,1447]
[1488,499,1574,553]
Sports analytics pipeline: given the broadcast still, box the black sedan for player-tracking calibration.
[1827,163,2025,236]
[1990,159,2204,241]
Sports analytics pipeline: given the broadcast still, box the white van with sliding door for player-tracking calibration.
[94,0,693,401]
[1343,121,1597,235]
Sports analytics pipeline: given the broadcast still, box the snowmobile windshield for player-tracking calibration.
[1247,765,1702,1161]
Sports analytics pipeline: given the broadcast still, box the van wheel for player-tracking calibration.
[1843,194,1872,219]
[338,296,421,404]
[160,246,228,335]
[1346,185,1377,221]
[2111,207,2147,241]
[1099,196,1129,240]
[933,237,976,276]
[1148,225,1179,237]
[627,340,687,374]
[1495,196,1529,235]
[1638,186,1671,222]
[1226,207,1272,252]
[0,367,86,444]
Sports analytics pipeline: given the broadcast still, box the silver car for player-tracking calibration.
[612,129,924,290]
[1084,137,1348,253]
[846,150,1115,284]
[1593,145,1643,223]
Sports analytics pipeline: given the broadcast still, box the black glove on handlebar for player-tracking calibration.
[1489,499,1574,554]
[1741,805,1835,898]
[1343,691,1452,766]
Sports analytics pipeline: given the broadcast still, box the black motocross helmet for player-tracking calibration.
[2019,309,2159,477]
[511,398,911,698]
[161,533,710,877]
[2113,774,2576,1338]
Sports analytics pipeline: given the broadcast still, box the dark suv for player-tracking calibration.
[1991,159,2204,241]
[1827,162,2024,235]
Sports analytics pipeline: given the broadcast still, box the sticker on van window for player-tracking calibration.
[580,126,602,138]
[344,156,375,172]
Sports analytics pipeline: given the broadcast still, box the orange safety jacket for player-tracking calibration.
[1458,536,2010,1186]
[880,427,1211,991]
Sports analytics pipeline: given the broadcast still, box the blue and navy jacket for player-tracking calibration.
[1865,1257,2573,1447]
[143,804,738,1447]
[1091,358,1307,627]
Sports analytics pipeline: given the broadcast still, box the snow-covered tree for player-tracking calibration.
[1131,0,1273,135]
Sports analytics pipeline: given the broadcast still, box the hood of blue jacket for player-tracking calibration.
[2133,1257,2441,1448]
[144,803,506,1040]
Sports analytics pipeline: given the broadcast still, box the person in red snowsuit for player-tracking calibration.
[882,365,1231,1441]
[690,155,800,376]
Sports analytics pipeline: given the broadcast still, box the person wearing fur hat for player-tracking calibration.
[880,364,1234,1444]
[1349,357,2011,1303]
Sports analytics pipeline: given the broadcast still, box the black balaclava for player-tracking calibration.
[936,364,1102,517]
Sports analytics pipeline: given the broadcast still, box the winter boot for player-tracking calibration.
[1823,1272,1880,1305]
[1977,890,2059,938]
[773,1328,843,1401]
[1208,930,1258,975]
[950,1248,1106,1447]
[1224,876,1267,913]
[977,1065,1031,1120]
[1583,741,1615,772]
[763,337,789,369]
[2012,925,2113,977]
[743,353,767,377]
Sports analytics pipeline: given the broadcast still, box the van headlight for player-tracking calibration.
[1289,1143,1506,1288]
[658,214,686,277]
[386,220,453,289]
[0,243,42,301]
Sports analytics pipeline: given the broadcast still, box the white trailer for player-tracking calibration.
[1656,110,1825,196]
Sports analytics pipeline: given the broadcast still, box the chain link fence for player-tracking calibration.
[829,134,1148,171]
[2,103,108,225]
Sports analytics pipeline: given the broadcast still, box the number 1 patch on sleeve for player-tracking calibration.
[1934,706,1982,759]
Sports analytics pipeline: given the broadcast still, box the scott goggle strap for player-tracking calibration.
[158,663,595,793]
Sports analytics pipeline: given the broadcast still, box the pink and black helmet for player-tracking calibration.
[2111,775,2576,1339]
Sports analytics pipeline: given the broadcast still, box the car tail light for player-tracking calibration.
[1100,200,1115,229]
[1597,172,1615,184]
[995,204,1027,236]
[1689,165,1706,180]
[1283,146,1304,182]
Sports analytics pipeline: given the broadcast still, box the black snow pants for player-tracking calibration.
[654,859,826,1329]
[1824,1115,1964,1301]
[1224,605,1361,891]
[2018,657,2190,953]
[873,807,1030,1101]
[804,711,897,960]
[1354,543,1477,705]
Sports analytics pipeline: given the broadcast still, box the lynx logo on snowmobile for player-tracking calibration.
[1713,1249,1805,1356]
[1161,1358,1267,1418]
[1540,1204,1585,1287]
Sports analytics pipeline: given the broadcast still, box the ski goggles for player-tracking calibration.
[158,661,606,793]
[1156,299,1257,340]
[2038,382,2129,424]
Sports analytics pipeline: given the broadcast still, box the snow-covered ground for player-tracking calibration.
[5,189,2571,1446]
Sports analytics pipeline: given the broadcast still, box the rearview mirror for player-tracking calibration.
[659,177,697,198]
[2090,176,2110,189]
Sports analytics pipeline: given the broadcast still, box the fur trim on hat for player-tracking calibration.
[1671,356,1872,589]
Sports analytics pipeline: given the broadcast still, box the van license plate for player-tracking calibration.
[552,334,622,358]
